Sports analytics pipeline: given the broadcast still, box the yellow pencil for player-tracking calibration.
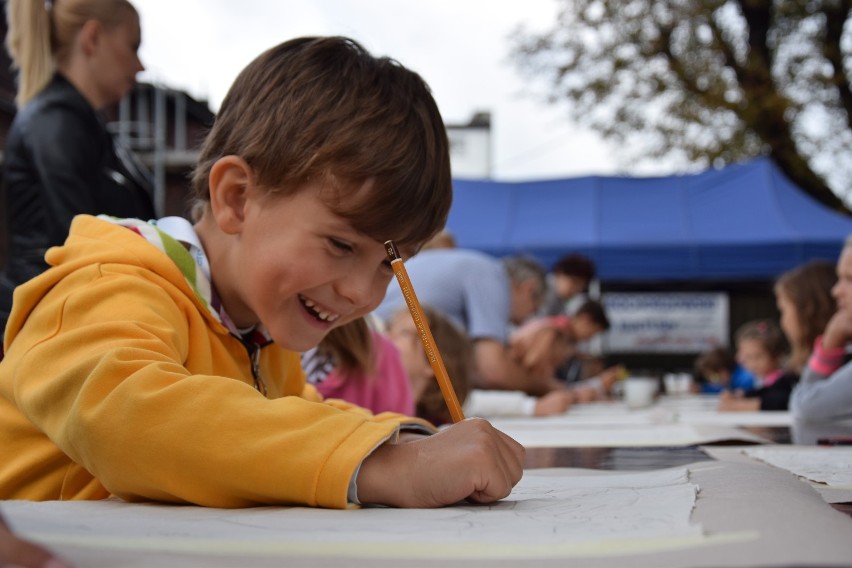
[385,240,466,423]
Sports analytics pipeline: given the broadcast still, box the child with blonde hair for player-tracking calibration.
[385,306,473,425]
[719,319,794,411]
[303,317,415,416]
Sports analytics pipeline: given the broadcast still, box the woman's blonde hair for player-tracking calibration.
[5,0,136,107]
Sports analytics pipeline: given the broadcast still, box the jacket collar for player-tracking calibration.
[98,215,273,347]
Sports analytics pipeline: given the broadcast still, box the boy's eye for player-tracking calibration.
[329,238,353,253]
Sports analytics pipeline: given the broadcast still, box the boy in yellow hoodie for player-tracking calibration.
[0,36,523,510]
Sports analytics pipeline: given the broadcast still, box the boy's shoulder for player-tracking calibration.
[43,216,198,298]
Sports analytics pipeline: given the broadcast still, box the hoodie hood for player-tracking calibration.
[5,215,223,347]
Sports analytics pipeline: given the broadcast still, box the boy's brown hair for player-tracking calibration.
[192,36,452,251]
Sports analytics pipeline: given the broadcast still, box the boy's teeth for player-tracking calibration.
[300,296,339,322]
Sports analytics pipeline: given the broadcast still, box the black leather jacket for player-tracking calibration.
[0,73,155,333]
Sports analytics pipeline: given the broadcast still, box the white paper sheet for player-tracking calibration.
[4,468,704,560]
[741,446,852,487]
[488,420,770,448]
[7,462,852,567]
[479,396,791,427]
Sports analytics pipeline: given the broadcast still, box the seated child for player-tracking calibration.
[510,300,610,378]
[302,317,415,416]
[719,319,797,411]
[540,253,596,317]
[693,346,756,394]
[384,306,474,425]
[0,37,523,509]
[510,300,620,399]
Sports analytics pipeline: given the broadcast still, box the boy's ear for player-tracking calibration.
[208,156,255,235]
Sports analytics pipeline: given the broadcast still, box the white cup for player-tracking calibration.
[663,372,693,395]
[623,377,659,409]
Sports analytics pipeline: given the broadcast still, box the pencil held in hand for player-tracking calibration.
[385,240,466,423]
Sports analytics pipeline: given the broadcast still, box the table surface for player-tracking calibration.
[523,425,791,469]
[5,396,852,567]
[524,423,852,517]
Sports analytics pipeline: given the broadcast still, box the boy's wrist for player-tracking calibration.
[355,441,409,507]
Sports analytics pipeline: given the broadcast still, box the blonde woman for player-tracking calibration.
[1,0,154,337]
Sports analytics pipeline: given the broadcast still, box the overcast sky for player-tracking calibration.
[133,0,662,181]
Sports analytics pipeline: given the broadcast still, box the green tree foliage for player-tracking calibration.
[511,0,852,211]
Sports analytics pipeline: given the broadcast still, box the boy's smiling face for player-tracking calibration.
[202,161,396,352]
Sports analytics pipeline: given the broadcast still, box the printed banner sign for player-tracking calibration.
[602,292,729,353]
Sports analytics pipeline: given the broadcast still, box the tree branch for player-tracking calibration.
[819,0,852,130]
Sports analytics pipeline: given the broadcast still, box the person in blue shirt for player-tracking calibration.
[694,346,756,394]
[375,249,559,395]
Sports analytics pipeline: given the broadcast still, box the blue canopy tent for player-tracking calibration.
[445,158,852,281]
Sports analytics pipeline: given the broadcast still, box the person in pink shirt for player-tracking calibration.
[303,318,415,416]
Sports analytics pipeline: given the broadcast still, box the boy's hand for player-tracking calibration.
[357,418,525,508]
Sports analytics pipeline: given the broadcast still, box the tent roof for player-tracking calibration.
[445,158,852,281]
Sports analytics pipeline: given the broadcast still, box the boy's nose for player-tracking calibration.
[335,269,378,309]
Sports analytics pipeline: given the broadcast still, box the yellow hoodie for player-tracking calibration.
[0,215,432,508]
